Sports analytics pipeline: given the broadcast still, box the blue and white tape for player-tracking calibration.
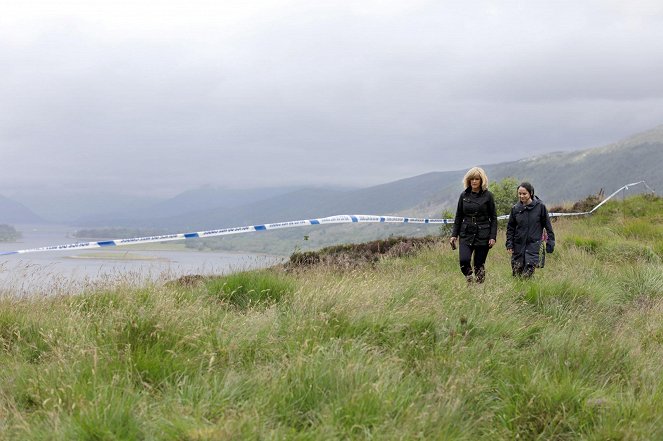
[0,215,453,255]
[0,181,653,256]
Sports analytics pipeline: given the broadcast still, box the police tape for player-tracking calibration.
[0,181,653,256]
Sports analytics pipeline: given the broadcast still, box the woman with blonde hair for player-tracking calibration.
[449,167,498,283]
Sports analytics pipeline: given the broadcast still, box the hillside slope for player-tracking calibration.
[78,171,464,230]
[139,124,663,229]
[19,124,661,230]
[1,194,662,439]
[485,125,663,203]
[0,194,44,224]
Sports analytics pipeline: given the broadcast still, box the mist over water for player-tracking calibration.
[0,224,284,296]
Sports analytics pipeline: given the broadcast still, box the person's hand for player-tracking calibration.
[449,236,457,250]
[488,239,496,248]
[506,248,513,254]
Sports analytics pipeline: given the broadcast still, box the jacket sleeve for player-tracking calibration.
[505,206,516,249]
[488,192,498,240]
[542,204,555,248]
[451,194,464,237]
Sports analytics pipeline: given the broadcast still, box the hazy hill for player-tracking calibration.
[131,124,661,230]
[411,125,662,216]
[483,124,663,203]
[142,187,350,230]
[94,173,467,231]
[0,194,44,224]
[74,185,313,226]
[13,124,663,230]
[13,191,161,224]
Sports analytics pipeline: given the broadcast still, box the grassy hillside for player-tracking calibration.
[1,194,662,440]
[485,141,662,205]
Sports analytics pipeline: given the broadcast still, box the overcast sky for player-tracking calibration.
[2,0,663,198]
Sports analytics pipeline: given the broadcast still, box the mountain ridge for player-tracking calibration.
[4,124,661,228]
[0,195,44,224]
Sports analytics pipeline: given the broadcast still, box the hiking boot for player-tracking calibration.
[466,274,474,284]
[475,267,485,284]
[522,265,535,278]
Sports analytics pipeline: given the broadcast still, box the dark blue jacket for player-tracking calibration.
[506,196,555,268]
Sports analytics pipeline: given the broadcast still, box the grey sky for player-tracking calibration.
[2,0,663,197]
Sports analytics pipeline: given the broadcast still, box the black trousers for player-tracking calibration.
[458,241,490,277]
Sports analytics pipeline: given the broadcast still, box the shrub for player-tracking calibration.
[0,310,50,363]
[438,209,455,238]
[287,236,441,269]
[621,219,663,241]
[598,242,661,265]
[615,265,663,302]
[205,270,295,308]
[489,177,519,217]
[564,236,602,253]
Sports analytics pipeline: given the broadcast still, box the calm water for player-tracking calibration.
[0,224,285,296]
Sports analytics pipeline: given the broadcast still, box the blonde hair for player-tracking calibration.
[462,167,488,191]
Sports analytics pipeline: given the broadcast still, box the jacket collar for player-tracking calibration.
[519,195,541,209]
[464,187,485,196]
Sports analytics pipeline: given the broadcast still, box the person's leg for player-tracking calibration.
[511,257,523,277]
[473,246,490,283]
[458,241,474,281]
[522,264,535,278]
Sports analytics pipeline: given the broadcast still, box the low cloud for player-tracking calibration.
[1,0,663,197]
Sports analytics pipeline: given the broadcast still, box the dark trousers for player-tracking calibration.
[512,259,535,278]
[458,242,490,278]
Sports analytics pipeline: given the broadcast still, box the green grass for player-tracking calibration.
[0,194,662,440]
[204,270,296,308]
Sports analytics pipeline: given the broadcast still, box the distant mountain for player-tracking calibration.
[403,126,661,216]
[13,191,162,224]
[10,185,314,225]
[88,175,467,231]
[12,124,662,231]
[140,124,661,229]
[483,124,663,204]
[75,185,327,227]
[0,195,44,224]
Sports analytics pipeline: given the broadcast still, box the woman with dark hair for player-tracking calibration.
[450,167,498,283]
[505,182,555,278]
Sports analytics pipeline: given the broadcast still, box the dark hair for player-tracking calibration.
[518,182,534,197]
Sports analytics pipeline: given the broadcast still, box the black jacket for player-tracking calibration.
[451,188,498,247]
[505,196,555,267]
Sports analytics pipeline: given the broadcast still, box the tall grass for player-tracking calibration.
[0,194,662,440]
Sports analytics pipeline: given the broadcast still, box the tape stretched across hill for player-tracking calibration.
[0,180,654,256]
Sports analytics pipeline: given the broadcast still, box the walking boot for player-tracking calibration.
[522,265,535,278]
[475,266,485,284]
